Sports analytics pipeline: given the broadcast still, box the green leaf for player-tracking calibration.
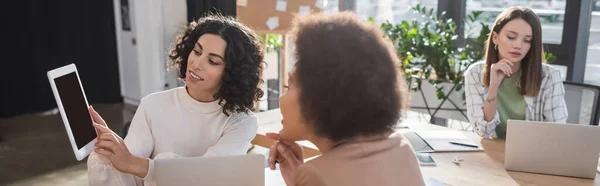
[459,53,468,60]
[408,28,419,37]
[403,53,412,67]
[436,88,445,99]
[544,52,557,64]
[377,3,490,103]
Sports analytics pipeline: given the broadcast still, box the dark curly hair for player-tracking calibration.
[168,14,264,116]
[290,12,408,142]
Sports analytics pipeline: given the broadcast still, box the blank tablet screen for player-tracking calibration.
[54,72,96,149]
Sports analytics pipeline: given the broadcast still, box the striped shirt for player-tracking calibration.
[464,61,568,139]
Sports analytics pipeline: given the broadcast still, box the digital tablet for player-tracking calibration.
[47,64,97,161]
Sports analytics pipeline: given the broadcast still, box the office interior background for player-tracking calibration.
[1,0,599,185]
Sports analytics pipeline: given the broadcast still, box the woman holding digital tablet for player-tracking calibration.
[86,14,265,186]
[464,7,568,139]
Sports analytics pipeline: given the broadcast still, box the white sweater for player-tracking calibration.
[87,87,259,186]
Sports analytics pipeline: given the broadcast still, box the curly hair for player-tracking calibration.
[289,12,408,142]
[168,14,264,116]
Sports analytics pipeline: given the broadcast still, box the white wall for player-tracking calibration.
[112,0,186,106]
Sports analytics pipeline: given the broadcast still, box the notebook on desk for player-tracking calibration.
[405,130,483,152]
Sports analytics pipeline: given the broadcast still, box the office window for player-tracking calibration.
[260,0,340,111]
[355,0,437,24]
[585,1,600,86]
[465,0,565,44]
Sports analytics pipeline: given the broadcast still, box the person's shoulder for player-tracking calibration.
[225,109,258,127]
[464,61,486,76]
[541,63,563,81]
[139,87,182,107]
[227,109,257,120]
[391,133,420,154]
[295,162,326,186]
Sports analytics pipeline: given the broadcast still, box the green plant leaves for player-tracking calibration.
[263,34,282,52]
[376,4,492,102]
[544,52,556,64]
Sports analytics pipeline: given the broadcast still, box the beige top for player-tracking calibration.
[294,132,425,186]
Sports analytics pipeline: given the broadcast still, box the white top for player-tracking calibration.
[87,87,259,186]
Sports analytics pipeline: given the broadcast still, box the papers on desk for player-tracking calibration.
[414,130,484,152]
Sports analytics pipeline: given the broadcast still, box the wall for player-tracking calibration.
[112,0,186,106]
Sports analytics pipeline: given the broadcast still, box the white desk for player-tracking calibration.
[255,109,600,186]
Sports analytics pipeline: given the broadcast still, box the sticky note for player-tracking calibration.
[315,0,325,9]
[299,5,310,16]
[266,17,279,30]
[276,0,287,12]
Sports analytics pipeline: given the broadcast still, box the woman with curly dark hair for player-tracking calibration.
[267,12,424,186]
[86,14,264,186]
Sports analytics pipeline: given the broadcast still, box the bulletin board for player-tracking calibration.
[236,0,323,34]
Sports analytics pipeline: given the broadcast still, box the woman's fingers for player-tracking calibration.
[88,106,107,126]
[95,148,112,157]
[96,140,116,153]
[499,59,514,67]
[93,123,114,134]
[494,63,510,76]
[499,59,515,75]
[268,143,279,170]
[276,144,300,167]
[281,141,303,160]
[265,132,281,140]
[502,64,512,76]
[98,133,120,144]
[265,132,303,160]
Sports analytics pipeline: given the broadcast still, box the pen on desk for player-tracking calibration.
[449,141,479,148]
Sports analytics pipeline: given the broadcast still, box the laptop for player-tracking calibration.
[154,154,265,186]
[505,120,600,179]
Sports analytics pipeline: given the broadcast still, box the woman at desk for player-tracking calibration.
[267,13,425,186]
[464,7,568,139]
[86,14,265,185]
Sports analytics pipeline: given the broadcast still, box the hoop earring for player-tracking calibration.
[495,44,498,50]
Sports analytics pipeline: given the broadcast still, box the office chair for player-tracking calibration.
[121,121,131,138]
[563,81,600,126]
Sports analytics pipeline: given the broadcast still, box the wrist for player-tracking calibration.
[487,86,498,97]
[489,80,501,89]
[129,156,149,178]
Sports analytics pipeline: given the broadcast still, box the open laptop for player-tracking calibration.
[154,154,264,186]
[505,120,600,179]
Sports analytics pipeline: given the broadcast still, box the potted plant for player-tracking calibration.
[544,52,567,81]
[376,5,558,125]
[375,5,490,123]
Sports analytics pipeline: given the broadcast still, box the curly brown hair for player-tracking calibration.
[289,12,408,142]
[168,14,264,116]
